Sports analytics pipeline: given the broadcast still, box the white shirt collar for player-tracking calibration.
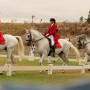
[51,24,54,26]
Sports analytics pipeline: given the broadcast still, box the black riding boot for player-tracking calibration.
[48,44,56,57]
[48,47,52,56]
[52,44,56,57]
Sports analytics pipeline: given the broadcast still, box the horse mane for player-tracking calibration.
[31,29,44,37]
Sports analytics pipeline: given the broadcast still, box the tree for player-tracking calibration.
[87,11,90,23]
[31,15,35,23]
[80,16,84,23]
[40,19,42,23]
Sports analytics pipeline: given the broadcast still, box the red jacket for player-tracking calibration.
[0,20,5,44]
[44,24,60,43]
[44,24,61,48]
[0,30,5,44]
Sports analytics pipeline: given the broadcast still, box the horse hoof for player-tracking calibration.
[54,61,56,63]
[4,64,8,67]
[48,62,51,64]
[40,71,44,73]
[40,62,43,66]
[61,70,66,73]
[0,71,3,75]
[45,70,48,71]
[12,71,16,74]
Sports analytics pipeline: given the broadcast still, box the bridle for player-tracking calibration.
[78,39,90,48]
[26,32,46,43]
[26,33,32,42]
[84,42,90,46]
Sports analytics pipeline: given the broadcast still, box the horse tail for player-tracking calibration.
[15,36,27,59]
[69,42,80,60]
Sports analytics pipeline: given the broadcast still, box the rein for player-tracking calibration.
[35,37,46,42]
[85,42,90,46]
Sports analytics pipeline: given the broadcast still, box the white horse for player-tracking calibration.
[0,34,26,66]
[26,29,80,67]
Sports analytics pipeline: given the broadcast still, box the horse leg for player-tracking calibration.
[48,56,51,64]
[11,53,15,66]
[39,54,46,66]
[11,53,16,74]
[4,48,13,67]
[58,52,66,73]
[63,50,69,72]
[39,54,47,73]
[58,51,68,73]
[54,57,61,63]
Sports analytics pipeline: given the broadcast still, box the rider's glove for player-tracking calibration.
[46,34,49,37]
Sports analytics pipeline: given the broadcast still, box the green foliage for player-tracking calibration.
[87,18,90,23]
[87,11,90,23]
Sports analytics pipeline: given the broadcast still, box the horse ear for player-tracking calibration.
[25,29,29,33]
[82,34,87,39]
[29,29,31,33]
[76,36,78,39]
[25,29,28,33]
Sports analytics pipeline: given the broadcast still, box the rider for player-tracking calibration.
[44,18,61,57]
[0,20,5,44]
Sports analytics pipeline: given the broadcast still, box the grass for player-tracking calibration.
[1,71,90,85]
[0,57,90,85]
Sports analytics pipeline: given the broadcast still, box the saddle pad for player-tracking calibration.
[56,42,62,48]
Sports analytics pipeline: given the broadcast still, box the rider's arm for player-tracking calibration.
[44,27,50,36]
[44,32,48,36]
[48,25,57,36]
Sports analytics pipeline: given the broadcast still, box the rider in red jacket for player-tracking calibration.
[0,20,5,44]
[44,18,60,57]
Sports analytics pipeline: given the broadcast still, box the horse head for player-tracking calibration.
[25,29,32,46]
[76,34,87,49]
[25,29,44,46]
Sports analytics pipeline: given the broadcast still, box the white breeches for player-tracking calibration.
[48,35,55,46]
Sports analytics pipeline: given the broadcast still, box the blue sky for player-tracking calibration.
[0,0,90,22]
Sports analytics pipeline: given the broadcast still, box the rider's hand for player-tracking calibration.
[46,34,49,37]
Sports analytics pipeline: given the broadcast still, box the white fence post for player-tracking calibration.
[48,64,53,74]
[81,64,85,73]
[6,64,12,76]
[19,56,22,61]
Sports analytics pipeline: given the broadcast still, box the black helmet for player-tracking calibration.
[50,18,56,23]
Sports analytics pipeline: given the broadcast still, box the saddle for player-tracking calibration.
[47,38,61,48]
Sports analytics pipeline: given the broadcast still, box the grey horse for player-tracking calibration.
[76,34,90,62]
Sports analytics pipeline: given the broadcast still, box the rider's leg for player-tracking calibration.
[48,35,55,57]
[50,35,55,57]
[48,38,52,56]
[52,43,56,57]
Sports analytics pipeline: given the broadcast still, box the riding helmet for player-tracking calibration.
[50,18,56,23]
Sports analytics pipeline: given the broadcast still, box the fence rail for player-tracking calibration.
[0,55,78,62]
[0,64,89,76]
[0,54,89,76]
